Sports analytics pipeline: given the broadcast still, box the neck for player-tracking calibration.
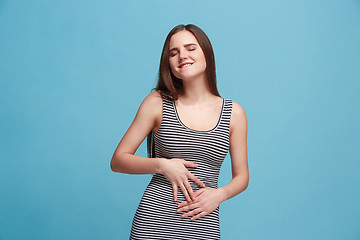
[179,73,214,104]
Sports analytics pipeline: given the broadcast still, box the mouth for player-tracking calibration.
[178,62,194,69]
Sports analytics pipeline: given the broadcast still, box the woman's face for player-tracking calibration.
[168,30,207,81]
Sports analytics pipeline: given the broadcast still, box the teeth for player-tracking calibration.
[181,63,192,68]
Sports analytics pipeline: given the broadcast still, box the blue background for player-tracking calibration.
[1,0,359,239]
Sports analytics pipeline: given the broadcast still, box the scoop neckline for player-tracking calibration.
[172,98,225,133]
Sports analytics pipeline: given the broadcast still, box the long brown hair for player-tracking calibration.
[147,24,220,158]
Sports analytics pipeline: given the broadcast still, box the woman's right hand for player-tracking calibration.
[159,158,206,203]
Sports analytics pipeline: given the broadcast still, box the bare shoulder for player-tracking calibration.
[143,90,162,103]
[140,90,162,112]
[230,100,247,134]
[136,91,162,131]
[231,101,246,119]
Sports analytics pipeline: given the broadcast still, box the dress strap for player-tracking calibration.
[220,99,233,129]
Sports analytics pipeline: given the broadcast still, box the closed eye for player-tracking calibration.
[169,47,196,57]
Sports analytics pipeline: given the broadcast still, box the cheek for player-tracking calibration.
[198,55,207,69]
[168,60,179,77]
[169,59,177,70]
[196,52,206,65]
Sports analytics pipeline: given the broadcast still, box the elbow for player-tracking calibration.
[110,152,133,173]
[110,155,122,173]
[244,181,249,191]
[243,174,249,190]
[237,173,249,191]
[110,158,117,172]
[110,159,116,172]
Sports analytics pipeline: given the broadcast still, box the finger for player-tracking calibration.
[178,188,204,208]
[179,183,191,202]
[183,180,195,201]
[191,211,208,221]
[178,198,197,208]
[178,200,186,208]
[193,188,206,198]
[178,202,200,213]
[183,161,199,168]
[188,173,206,188]
[182,207,202,218]
[178,200,196,209]
[172,184,178,202]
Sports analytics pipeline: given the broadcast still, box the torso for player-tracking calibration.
[152,93,225,134]
[130,93,231,240]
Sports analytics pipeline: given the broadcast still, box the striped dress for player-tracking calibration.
[129,95,233,240]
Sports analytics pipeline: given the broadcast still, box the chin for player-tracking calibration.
[175,71,201,79]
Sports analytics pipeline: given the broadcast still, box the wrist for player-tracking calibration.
[217,187,228,203]
[155,157,166,175]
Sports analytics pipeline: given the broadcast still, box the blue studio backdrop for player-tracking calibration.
[1,0,359,239]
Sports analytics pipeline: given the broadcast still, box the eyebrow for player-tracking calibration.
[169,43,197,52]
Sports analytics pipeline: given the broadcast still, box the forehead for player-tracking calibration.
[169,30,199,49]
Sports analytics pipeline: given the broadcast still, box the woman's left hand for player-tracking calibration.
[177,187,224,221]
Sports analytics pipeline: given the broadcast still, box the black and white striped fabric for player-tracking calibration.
[129,95,233,240]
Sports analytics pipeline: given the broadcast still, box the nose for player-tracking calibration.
[179,50,188,60]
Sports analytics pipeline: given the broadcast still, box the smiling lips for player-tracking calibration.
[178,62,193,68]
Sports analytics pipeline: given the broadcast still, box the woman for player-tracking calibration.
[111,24,249,239]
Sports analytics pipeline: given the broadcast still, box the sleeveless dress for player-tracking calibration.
[129,95,233,240]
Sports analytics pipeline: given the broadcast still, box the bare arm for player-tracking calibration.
[217,101,249,202]
[110,91,163,174]
[110,91,205,202]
